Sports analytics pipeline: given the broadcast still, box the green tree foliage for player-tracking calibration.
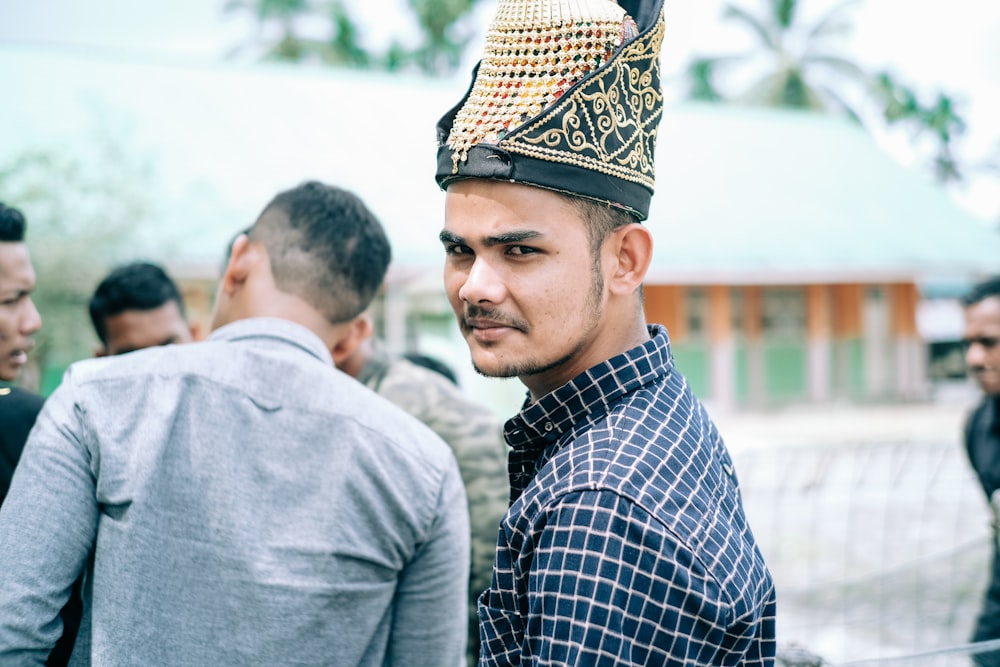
[687,0,869,119]
[226,0,485,75]
[404,0,481,74]
[874,72,967,184]
[0,138,155,393]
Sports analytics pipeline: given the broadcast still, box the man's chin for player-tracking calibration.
[975,376,1000,396]
[471,358,520,379]
[466,346,521,379]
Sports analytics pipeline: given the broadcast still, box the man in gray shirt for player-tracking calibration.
[0,181,470,666]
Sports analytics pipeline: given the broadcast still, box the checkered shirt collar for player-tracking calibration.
[503,324,674,500]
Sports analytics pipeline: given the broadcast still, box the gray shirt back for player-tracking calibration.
[0,318,469,666]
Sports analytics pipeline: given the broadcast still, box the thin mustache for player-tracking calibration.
[463,306,527,332]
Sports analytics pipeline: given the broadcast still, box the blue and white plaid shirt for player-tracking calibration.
[480,325,776,665]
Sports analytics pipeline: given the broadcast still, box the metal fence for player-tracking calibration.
[733,437,994,666]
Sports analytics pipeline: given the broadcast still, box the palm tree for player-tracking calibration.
[687,0,869,121]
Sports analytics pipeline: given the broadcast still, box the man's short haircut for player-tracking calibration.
[0,202,27,242]
[89,262,187,346]
[962,276,1000,307]
[562,194,635,257]
[558,191,645,304]
[249,181,391,324]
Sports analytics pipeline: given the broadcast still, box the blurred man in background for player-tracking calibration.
[961,275,1000,666]
[88,261,197,356]
[0,181,469,665]
[0,201,78,667]
[0,200,43,505]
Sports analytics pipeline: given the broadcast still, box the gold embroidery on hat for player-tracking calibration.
[446,0,662,190]
[506,19,662,188]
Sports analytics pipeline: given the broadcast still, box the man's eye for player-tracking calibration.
[508,246,537,256]
[444,244,471,256]
[963,337,1000,350]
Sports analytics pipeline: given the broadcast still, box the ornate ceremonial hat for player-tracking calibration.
[435,0,665,221]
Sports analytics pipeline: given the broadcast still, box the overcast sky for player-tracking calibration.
[1,0,998,220]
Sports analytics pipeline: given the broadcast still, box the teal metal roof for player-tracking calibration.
[0,47,996,285]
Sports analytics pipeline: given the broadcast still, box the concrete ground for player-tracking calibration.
[712,385,979,453]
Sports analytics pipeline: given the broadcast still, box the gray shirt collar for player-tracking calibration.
[208,317,334,366]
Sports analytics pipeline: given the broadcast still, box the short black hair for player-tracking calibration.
[249,181,391,324]
[89,262,187,346]
[961,275,1000,307]
[0,202,27,242]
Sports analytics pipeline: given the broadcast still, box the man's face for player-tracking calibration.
[964,295,1000,395]
[0,242,42,382]
[100,301,193,356]
[441,180,608,398]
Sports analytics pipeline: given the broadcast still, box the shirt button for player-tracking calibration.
[544,422,554,432]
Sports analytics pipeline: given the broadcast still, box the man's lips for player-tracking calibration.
[462,315,527,343]
[464,319,511,340]
[464,317,515,330]
[6,342,34,365]
[7,350,29,366]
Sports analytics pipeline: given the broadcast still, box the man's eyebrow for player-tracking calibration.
[438,229,542,247]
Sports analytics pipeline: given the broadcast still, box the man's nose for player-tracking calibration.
[458,257,505,305]
[20,297,42,336]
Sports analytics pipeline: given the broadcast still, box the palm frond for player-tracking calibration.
[817,84,864,124]
[800,53,868,81]
[773,0,799,30]
[807,0,860,40]
[723,4,778,51]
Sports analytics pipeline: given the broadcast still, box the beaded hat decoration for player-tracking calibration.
[435,0,665,220]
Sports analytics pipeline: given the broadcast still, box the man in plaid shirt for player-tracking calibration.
[434,0,777,664]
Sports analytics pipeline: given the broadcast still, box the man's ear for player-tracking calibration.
[606,223,653,296]
[94,346,108,358]
[219,233,253,297]
[331,314,375,367]
[188,321,203,342]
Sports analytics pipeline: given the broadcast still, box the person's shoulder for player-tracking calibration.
[0,386,45,432]
[385,355,455,388]
[0,386,44,412]
[348,377,457,459]
[58,345,184,386]
[965,394,999,437]
[376,356,456,404]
